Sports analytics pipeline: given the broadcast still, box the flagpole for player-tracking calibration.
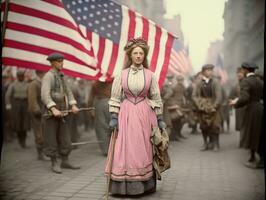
[1,0,10,45]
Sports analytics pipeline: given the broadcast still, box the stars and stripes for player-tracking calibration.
[1,0,175,87]
[1,0,99,80]
[168,39,193,76]
[63,0,174,86]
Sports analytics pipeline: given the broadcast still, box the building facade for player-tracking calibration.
[223,0,264,80]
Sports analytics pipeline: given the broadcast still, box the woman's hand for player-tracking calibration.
[109,113,118,131]
[157,114,166,130]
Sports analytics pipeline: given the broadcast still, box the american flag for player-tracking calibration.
[214,53,228,84]
[168,39,193,76]
[2,0,175,87]
[1,0,99,80]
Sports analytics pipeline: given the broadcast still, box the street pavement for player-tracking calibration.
[0,118,265,200]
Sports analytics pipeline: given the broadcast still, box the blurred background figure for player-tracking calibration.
[68,77,80,147]
[229,67,245,147]
[28,70,47,160]
[229,62,264,169]
[5,69,30,148]
[166,75,187,141]
[216,75,230,134]
[2,73,15,143]
[88,80,113,156]
[161,75,174,136]
[76,79,92,132]
[185,74,200,135]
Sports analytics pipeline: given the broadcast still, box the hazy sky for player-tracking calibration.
[165,0,226,72]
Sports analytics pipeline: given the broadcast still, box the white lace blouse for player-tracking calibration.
[108,65,163,115]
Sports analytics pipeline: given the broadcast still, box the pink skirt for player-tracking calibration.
[105,98,157,181]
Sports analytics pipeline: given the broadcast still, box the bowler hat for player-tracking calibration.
[47,52,64,61]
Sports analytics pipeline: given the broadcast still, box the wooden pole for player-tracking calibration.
[105,128,118,200]
[1,0,10,45]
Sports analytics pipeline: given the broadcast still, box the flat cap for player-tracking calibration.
[47,52,64,61]
[17,69,25,76]
[241,62,258,70]
[202,64,214,71]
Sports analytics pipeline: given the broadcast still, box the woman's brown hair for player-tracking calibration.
[123,37,149,69]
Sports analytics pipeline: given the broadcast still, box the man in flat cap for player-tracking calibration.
[192,64,222,151]
[229,62,264,169]
[41,52,80,173]
[5,69,30,148]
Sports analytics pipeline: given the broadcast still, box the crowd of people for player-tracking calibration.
[1,48,264,196]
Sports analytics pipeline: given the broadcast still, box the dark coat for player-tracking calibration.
[192,77,222,132]
[234,74,263,151]
[229,83,245,131]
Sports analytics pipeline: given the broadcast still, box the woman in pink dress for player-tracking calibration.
[105,37,166,196]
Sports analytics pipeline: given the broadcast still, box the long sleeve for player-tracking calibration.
[41,73,56,109]
[234,79,250,108]
[148,74,163,115]
[109,74,123,113]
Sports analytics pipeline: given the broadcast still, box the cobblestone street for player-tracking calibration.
[0,118,265,200]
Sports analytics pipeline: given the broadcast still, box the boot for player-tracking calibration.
[208,135,214,150]
[200,141,208,151]
[248,150,256,162]
[200,132,208,151]
[37,148,44,160]
[37,148,49,161]
[61,156,81,170]
[213,135,219,152]
[51,157,62,174]
[18,138,26,148]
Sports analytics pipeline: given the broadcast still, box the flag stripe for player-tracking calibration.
[127,9,136,40]
[97,36,106,71]
[9,2,82,37]
[149,26,162,72]
[3,57,102,80]
[107,44,119,78]
[4,39,96,70]
[7,11,94,57]
[112,5,130,77]
[154,30,167,79]
[141,17,149,41]
[158,34,174,87]
[5,28,95,67]
[3,47,99,76]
